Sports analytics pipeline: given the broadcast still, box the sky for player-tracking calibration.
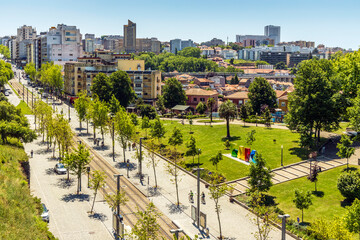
[1,0,360,50]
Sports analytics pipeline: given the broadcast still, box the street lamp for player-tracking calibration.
[281,145,283,166]
[87,167,91,188]
[112,115,115,162]
[68,98,71,121]
[193,167,204,228]
[114,174,124,216]
[139,137,145,178]
[197,148,201,166]
[170,229,184,239]
[278,214,290,240]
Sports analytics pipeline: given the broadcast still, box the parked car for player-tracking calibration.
[54,163,67,174]
[4,91,9,96]
[344,131,360,138]
[42,93,48,99]
[41,203,49,223]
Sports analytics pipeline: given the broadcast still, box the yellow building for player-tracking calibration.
[117,59,145,71]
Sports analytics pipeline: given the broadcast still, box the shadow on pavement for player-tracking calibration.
[45,167,56,175]
[47,156,60,162]
[148,186,162,197]
[54,178,75,189]
[115,162,137,171]
[61,193,90,202]
[166,203,188,214]
[105,152,120,158]
[88,212,108,222]
[35,148,52,155]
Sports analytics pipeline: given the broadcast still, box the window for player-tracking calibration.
[200,98,205,102]
[69,54,73,56]
[193,98,197,102]
[281,102,286,107]
[135,84,141,87]
[58,54,62,56]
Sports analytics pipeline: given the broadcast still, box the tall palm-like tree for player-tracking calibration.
[207,97,216,122]
[219,100,237,139]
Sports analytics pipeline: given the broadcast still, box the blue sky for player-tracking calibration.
[1,0,360,49]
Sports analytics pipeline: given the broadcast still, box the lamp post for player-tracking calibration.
[281,145,283,166]
[193,167,204,228]
[278,214,290,240]
[68,98,71,121]
[87,167,91,188]
[22,83,24,101]
[197,148,201,166]
[126,160,130,178]
[112,117,115,162]
[114,174,123,240]
[170,229,184,239]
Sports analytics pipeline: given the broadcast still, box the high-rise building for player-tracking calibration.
[17,25,36,42]
[264,25,280,45]
[84,33,95,40]
[124,20,136,53]
[170,39,195,53]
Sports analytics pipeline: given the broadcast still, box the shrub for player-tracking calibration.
[337,171,360,200]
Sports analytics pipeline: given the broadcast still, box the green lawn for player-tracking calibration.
[16,100,32,115]
[333,121,350,135]
[138,120,308,181]
[197,119,224,123]
[267,165,360,224]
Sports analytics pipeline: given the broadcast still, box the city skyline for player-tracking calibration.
[1,0,360,49]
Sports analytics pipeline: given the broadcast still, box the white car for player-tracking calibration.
[4,91,9,96]
[54,163,67,174]
[41,203,49,223]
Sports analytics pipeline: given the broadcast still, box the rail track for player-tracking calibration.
[10,79,182,239]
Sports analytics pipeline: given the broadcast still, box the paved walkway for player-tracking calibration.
[14,75,295,239]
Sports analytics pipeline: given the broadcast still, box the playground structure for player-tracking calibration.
[231,146,257,164]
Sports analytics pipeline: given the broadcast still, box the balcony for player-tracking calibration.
[134,79,142,84]
[134,87,142,92]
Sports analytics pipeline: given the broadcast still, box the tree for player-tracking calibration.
[209,183,228,239]
[24,62,37,82]
[89,170,106,213]
[239,104,249,126]
[186,136,198,164]
[178,47,201,58]
[162,78,186,109]
[187,112,193,133]
[308,164,320,192]
[206,98,216,123]
[130,202,160,240]
[224,140,231,150]
[230,74,239,85]
[248,153,272,192]
[337,134,355,169]
[308,217,352,240]
[248,77,277,114]
[104,188,128,214]
[150,118,166,144]
[275,61,287,70]
[115,107,135,162]
[168,127,183,206]
[139,104,157,120]
[110,70,135,107]
[209,151,223,170]
[293,189,312,223]
[74,91,88,134]
[196,102,207,114]
[337,171,360,201]
[286,59,342,147]
[141,116,151,138]
[344,198,360,240]
[90,98,109,141]
[219,100,237,139]
[155,95,166,115]
[49,65,63,96]
[146,138,160,188]
[91,73,112,102]
[68,144,92,195]
[109,94,121,115]
[262,107,271,127]
[249,191,273,240]
[130,112,139,126]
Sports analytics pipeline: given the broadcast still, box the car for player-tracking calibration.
[54,163,67,174]
[42,93,48,99]
[344,131,360,138]
[4,91,9,96]
[41,203,49,223]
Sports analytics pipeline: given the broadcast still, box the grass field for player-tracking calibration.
[267,165,360,224]
[138,120,308,181]
[16,100,32,115]
[333,121,350,135]
[197,119,224,123]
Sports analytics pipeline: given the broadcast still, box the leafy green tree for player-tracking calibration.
[308,217,352,240]
[275,61,287,69]
[109,70,135,107]
[150,118,166,144]
[130,112,139,126]
[139,104,157,120]
[186,136,198,164]
[337,134,355,169]
[239,104,249,126]
[24,62,37,81]
[209,183,228,240]
[91,73,112,102]
[344,198,360,239]
[249,191,273,240]
[196,102,207,114]
[49,65,63,96]
[130,202,160,240]
[293,189,312,223]
[168,127,183,206]
[230,74,239,84]
[141,116,151,138]
[91,98,109,141]
[248,153,272,192]
[109,94,121,115]
[178,47,201,58]
[74,91,88,134]
[286,59,342,146]
[89,170,106,213]
[162,78,186,109]
[209,151,223,170]
[263,107,272,127]
[219,100,237,139]
[69,144,92,194]
[248,77,277,114]
[104,188,128,213]
[207,97,216,123]
[115,107,135,162]
[146,138,160,188]
[348,89,360,131]
[0,45,10,59]
[155,95,166,115]
[337,171,360,201]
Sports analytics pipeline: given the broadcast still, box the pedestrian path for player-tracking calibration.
[225,156,347,196]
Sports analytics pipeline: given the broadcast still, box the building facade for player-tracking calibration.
[264,25,280,45]
[170,39,195,53]
[124,20,136,53]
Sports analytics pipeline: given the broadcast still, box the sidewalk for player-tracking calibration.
[17,75,294,239]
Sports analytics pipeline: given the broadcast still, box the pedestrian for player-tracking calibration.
[30,150,33,158]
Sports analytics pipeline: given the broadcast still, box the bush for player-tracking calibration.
[337,171,360,200]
